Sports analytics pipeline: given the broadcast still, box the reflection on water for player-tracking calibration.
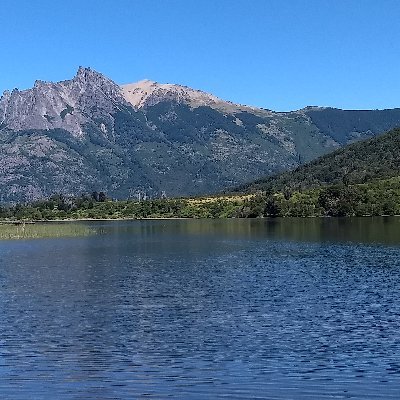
[0,218,400,399]
[91,216,400,245]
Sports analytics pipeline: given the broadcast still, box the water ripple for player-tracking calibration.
[1,219,400,398]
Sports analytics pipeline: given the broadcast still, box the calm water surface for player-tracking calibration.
[1,218,400,399]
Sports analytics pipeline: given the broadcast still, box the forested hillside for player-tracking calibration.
[237,127,400,194]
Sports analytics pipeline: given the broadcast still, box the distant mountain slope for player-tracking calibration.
[303,107,400,143]
[2,67,400,202]
[237,127,400,193]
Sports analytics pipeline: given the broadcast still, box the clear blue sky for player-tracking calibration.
[0,0,399,111]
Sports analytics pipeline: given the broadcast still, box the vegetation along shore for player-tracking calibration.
[1,175,400,225]
[0,222,95,240]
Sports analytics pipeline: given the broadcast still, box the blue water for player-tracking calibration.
[1,218,400,399]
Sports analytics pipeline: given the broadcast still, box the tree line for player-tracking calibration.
[1,176,400,221]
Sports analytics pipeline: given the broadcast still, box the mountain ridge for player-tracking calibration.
[1,67,400,203]
[3,67,400,116]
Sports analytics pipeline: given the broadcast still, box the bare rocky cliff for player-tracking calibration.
[0,67,127,137]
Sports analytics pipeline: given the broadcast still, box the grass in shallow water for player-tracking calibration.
[0,223,95,240]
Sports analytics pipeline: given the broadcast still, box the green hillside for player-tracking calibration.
[238,176,400,217]
[236,127,400,194]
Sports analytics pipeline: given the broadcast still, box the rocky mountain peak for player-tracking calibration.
[76,65,92,77]
[1,90,10,100]
[33,80,46,88]
[74,66,111,86]
[0,67,129,136]
[70,66,126,105]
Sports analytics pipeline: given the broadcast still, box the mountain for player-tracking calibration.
[1,67,400,202]
[237,127,400,194]
[121,79,240,111]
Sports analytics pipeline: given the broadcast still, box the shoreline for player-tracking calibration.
[1,215,400,225]
[0,217,193,224]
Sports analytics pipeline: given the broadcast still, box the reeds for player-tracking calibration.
[0,223,95,240]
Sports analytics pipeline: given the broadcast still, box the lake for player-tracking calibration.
[1,218,400,399]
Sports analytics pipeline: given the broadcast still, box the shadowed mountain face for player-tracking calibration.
[1,67,400,202]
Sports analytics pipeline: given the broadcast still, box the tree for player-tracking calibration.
[98,192,107,202]
[264,196,281,217]
[91,191,99,202]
